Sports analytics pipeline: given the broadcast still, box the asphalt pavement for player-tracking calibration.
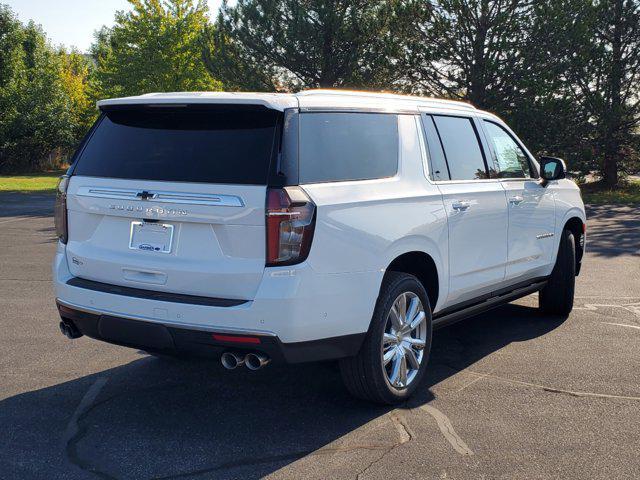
[0,194,638,480]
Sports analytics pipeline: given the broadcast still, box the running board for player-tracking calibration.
[433,280,548,330]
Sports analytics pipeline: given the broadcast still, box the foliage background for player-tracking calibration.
[0,0,638,188]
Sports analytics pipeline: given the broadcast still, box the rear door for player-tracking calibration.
[422,114,509,307]
[481,119,556,281]
[65,105,281,301]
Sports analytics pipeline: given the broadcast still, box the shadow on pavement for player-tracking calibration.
[0,303,565,480]
[0,193,54,218]
[585,205,640,258]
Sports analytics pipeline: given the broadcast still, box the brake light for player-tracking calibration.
[54,175,69,244]
[266,187,316,266]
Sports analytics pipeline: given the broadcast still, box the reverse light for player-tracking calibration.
[54,175,69,244]
[266,187,316,266]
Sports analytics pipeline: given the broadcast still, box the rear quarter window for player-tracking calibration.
[298,112,399,183]
[72,106,280,185]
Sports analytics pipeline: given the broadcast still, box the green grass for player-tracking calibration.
[0,170,65,194]
[581,179,640,205]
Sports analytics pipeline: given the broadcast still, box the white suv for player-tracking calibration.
[53,90,586,404]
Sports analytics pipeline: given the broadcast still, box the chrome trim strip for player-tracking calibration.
[432,177,536,185]
[77,187,139,199]
[536,233,555,239]
[417,104,478,113]
[76,187,245,207]
[56,298,277,337]
[299,107,418,114]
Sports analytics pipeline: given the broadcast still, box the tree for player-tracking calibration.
[402,0,533,111]
[528,0,640,185]
[203,0,411,91]
[91,0,220,99]
[399,0,592,166]
[58,49,96,139]
[400,0,640,182]
[570,0,640,186]
[202,10,280,91]
[0,6,76,173]
[506,0,594,170]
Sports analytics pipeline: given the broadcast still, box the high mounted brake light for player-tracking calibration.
[54,175,69,244]
[266,187,316,266]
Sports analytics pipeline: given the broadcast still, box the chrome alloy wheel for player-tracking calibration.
[381,292,427,389]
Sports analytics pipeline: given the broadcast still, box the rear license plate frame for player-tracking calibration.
[129,221,174,254]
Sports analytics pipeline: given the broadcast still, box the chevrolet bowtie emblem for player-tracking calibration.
[136,190,156,200]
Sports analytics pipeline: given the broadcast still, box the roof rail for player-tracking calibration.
[297,89,476,110]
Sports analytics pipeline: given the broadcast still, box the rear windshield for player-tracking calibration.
[72,107,279,184]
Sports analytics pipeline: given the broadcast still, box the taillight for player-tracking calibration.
[54,175,69,244]
[266,187,316,266]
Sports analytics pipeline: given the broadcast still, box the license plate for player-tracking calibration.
[129,221,174,253]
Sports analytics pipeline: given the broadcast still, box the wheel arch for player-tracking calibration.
[563,216,586,274]
[383,251,440,312]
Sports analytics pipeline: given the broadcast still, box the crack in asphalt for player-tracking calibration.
[63,376,114,480]
[418,405,474,456]
[152,439,411,479]
[63,378,198,480]
[154,411,416,480]
[65,383,418,480]
[354,410,413,480]
[467,371,640,402]
[153,411,414,480]
[574,302,640,317]
[601,322,640,331]
[62,298,638,480]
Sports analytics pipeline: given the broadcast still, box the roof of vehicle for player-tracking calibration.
[97,89,478,114]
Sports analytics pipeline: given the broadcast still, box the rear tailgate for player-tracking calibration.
[65,105,280,301]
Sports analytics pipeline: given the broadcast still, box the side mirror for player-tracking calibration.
[539,157,566,186]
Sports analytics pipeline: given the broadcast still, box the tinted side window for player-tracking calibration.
[432,115,487,180]
[483,121,531,178]
[299,113,398,183]
[422,115,450,181]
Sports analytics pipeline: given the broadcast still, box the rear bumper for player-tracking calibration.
[57,301,365,363]
[53,242,379,361]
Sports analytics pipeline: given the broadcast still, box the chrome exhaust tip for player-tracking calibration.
[221,351,245,370]
[59,321,82,339]
[245,352,271,371]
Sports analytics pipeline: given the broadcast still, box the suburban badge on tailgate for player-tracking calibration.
[108,204,188,216]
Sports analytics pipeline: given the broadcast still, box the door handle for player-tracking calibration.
[509,195,524,205]
[452,201,471,211]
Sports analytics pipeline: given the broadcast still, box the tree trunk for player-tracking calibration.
[603,131,619,187]
[603,0,624,187]
[318,8,337,88]
[468,6,489,108]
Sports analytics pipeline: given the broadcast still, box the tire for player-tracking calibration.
[340,272,433,404]
[539,229,576,316]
